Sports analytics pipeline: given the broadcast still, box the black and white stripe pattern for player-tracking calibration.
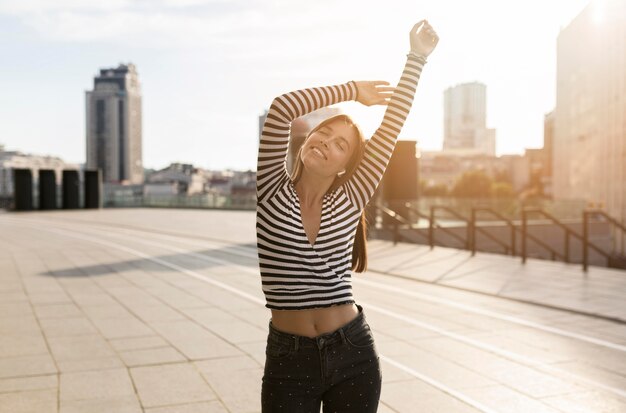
[256,54,427,310]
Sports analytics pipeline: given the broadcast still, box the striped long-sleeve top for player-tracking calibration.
[256,53,427,310]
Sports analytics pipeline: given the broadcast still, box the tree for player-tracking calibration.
[451,170,492,198]
[492,181,515,198]
[422,183,449,196]
[493,168,512,185]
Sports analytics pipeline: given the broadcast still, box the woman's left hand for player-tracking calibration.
[410,20,439,57]
[354,80,395,106]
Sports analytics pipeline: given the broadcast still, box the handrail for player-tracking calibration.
[522,208,608,270]
[400,201,431,222]
[429,206,471,250]
[370,204,425,245]
[400,202,466,249]
[375,202,620,272]
[471,207,516,256]
[583,209,626,271]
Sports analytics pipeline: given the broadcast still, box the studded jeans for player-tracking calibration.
[261,303,382,413]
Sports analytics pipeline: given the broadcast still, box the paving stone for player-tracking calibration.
[56,356,125,373]
[109,335,170,352]
[144,401,229,413]
[0,388,57,413]
[60,395,143,413]
[39,317,98,337]
[47,335,116,361]
[89,316,154,339]
[60,368,136,402]
[0,374,57,393]
[0,292,29,303]
[381,379,482,413]
[81,304,135,319]
[0,333,49,358]
[0,302,33,317]
[27,292,73,306]
[195,356,263,412]
[194,355,261,376]
[0,354,57,379]
[130,363,217,408]
[150,320,241,360]
[462,384,564,413]
[125,304,186,323]
[33,303,83,319]
[540,390,626,413]
[119,346,187,367]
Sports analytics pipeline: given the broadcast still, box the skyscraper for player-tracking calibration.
[553,0,626,221]
[443,82,496,156]
[86,63,143,184]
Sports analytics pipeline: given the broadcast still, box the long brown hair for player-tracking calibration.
[290,114,368,272]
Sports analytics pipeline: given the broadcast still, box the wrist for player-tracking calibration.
[348,80,359,101]
[407,50,427,62]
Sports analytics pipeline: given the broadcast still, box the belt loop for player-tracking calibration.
[294,335,299,352]
[339,328,347,344]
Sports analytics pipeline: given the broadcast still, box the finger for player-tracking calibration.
[371,80,390,86]
[411,20,426,34]
[376,86,396,92]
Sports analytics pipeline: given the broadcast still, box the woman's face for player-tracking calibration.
[300,119,359,178]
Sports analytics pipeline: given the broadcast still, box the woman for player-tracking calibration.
[256,19,438,412]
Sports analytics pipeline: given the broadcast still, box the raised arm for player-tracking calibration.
[256,82,357,202]
[342,20,439,210]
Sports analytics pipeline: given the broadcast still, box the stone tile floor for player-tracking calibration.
[0,209,625,412]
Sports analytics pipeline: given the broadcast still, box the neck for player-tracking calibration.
[294,170,335,207]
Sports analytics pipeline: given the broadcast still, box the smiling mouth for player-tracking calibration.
[312,147,327,160]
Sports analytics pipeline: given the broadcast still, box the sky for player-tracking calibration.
[0,0,595,171]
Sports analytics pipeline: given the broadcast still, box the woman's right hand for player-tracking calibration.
[353,80,395,106]
[410,20,439,57]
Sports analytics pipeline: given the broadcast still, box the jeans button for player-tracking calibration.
[319,338,324,347]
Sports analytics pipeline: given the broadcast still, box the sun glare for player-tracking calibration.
[591,0,606,25]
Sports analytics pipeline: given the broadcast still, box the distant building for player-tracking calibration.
[145,163,205,196]
[86,63,143,185]
[543,110,554,178]
[419,151,531,193]
[443,82,496,156]
[553,0,626,224]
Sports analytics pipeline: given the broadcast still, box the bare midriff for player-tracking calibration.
[270,303,359,338]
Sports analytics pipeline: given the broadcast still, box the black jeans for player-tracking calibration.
[261,303,382,413]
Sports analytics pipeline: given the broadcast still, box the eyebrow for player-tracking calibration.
[321,125,351,148]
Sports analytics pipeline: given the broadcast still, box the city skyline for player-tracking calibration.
[0,0,595,170]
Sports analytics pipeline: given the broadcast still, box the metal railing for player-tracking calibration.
[428,205,470,250]
[583,209,626,272]
[370,204,426,245]
[470,207,517,256]
[374,202,624,272]
[521,208,611,271]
